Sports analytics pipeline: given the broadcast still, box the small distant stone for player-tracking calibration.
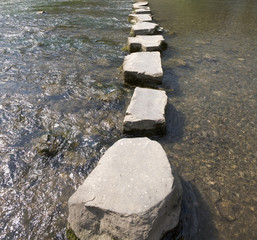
[131,22,159,36]
[128,35,167,52]
[128,14,152,24]
[133,5,151,11]
[134,8,151,14]
[133,1,149,9]
[36,11,46,15]
[238,58,245,61]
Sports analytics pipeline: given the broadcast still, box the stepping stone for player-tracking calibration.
[128,35,167,52]
[123,87,167,135]
[128,13,152,23]
[133,1,149,9]
[123,52,163,86]
[133,8,151,14]
[68,137,182,240]
[133,5,151,11]
[130,22,159,36]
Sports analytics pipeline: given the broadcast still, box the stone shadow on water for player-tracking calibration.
[165,103,185,142]
[162,178,218,240]
[152,102,185,145]
[158,106,217,239]
[162,67,182,97]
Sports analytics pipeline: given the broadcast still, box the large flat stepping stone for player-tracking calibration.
[131,22,159,36]
[128,35,167,52]
[123,87,167,135]
[129,13,152,23]
[123,52,163,86]
[68,137,182,240]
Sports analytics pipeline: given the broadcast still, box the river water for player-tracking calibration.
[0,0,132,239]
[149,0,257,239]
[0,0,256,239]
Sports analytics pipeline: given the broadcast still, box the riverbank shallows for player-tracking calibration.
[68,138,182,240]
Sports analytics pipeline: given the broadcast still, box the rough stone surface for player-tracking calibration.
[123,52,163,86]
[133,2,149,9]
[128,35,167,52]
[129,14,152,23]
[123,87,167,135]
[68,137,182,240]
[133,5,150,11]
[131,22,159,36]
[134,8,151,14]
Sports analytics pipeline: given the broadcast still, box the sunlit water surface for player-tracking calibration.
[0,0,257,239]
[0,0,132,239]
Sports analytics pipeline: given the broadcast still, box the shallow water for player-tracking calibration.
[149,0,257,239]
[0,0,256,239]
[0,0,133,239]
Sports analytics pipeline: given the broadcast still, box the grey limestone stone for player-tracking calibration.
[128,35,167,52]
[129,14,152,24]
[123,52,163,86]
[133,5,150,11]
[131,22,159,36]
[133,2,149,9]
[123,87,167,135]
[134,8,151,14]
[68,137,182,240]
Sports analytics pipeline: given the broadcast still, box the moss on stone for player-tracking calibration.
[66,226,80,240]
[121,45,129,52]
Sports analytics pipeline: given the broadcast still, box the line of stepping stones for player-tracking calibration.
[123,1,168,136]
[67,1,182,240]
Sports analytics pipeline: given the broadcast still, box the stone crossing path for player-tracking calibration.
[67,1,182,240]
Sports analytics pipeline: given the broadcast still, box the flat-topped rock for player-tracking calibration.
[123,52,163,86]
[134,8,151,14]
[128,35,167,52]
[131,22,159,36]
[133,5,150,11]
[68,137,182,240]
[123,87,167,135]
[133,1,149,9]
[129,14,152,23]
